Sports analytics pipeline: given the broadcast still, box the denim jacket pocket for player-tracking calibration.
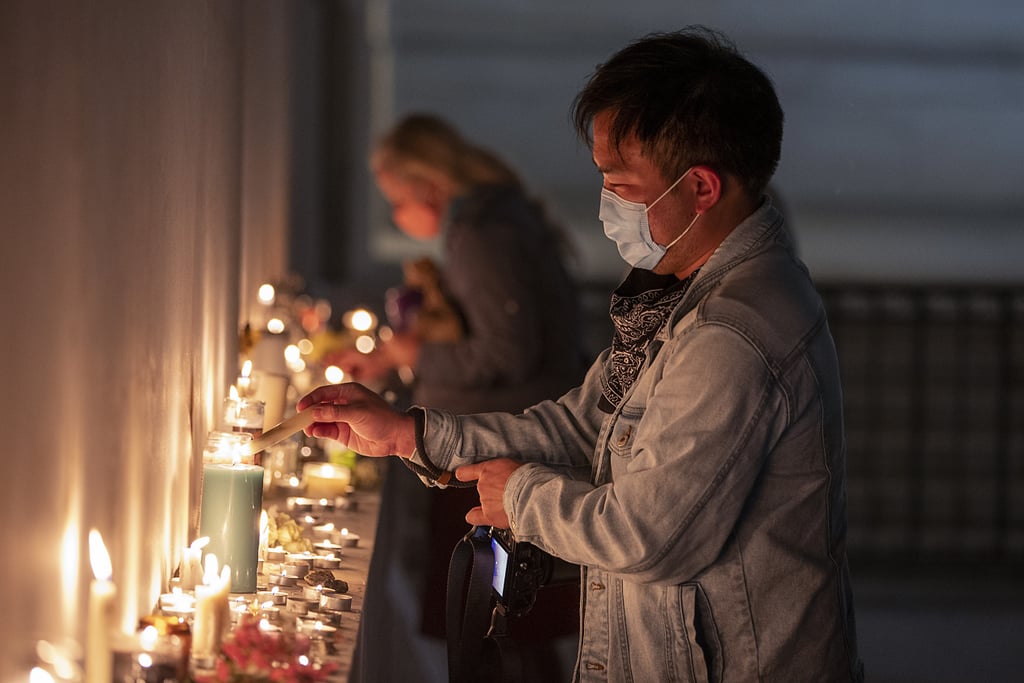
[678,583,724,683]
[608,409,642,459]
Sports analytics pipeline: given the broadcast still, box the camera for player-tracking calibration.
[487,527,578,618]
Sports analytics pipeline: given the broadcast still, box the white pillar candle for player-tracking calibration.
[85,529,116,683]
[192,561,232,661]
[179,536,209,590]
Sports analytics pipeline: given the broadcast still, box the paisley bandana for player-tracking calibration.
[598,268,699,412]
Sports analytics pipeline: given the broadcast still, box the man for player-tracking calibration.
[301,26,864,682]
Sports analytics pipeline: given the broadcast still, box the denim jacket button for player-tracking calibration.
[589,581,605,591]
[585,662,605,671]
[615,425,632,447]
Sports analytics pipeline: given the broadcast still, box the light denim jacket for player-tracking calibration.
[413,200,864,682]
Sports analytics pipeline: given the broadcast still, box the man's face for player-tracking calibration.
[591,111,692,273]
[374,168,443,240]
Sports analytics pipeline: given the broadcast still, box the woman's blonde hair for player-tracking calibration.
[371,114,522,191]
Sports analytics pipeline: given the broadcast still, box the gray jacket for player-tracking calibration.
[415,200,864,682]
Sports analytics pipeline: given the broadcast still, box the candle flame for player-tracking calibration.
[258,283,276,304]
[88,529,112,581]
[140,625,159,650]
[229,385,240,401]
[191,536,210,551]
[30,668,55,683]
[340,527,349,535]
[241,359,252,378]
[203,554,219,585]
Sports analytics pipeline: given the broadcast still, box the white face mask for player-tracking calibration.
[599,168,700,270]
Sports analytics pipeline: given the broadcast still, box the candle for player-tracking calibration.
[179,537,209,590]
[338,527,360,548]
[159,588,196,618]
[236,360,258,398]
[202,431,253,465]
[321,592,353,612]
[313,555,341,569]
[267,573,297,587]
[314,540,344,555]
[317,608,344,626]
[283,561,310,578]
[224,389,266,468]
[257,587,287,606]
[297,619,337,636]
[192,561,231,661]
[265,547,288,562]
[303,463,352,499]
[311,521,335,540]
[199,458,264,593]
[86,529,116,683]
[303,585,334,602]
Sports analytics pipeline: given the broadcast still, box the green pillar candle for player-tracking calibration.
[199,463,264,592]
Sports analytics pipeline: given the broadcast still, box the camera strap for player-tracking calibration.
[446,526,497,683]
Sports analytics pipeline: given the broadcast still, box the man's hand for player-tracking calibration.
[455,458,524,529]
[297,383,416,458]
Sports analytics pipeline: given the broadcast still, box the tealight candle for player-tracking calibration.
[267,573,297,587]
[313,555,341,569]
[259,602,281,623]
[314,540,343,556]
[317,608,343,626]
[311,522,336,540]
[338,528,360,548]
[321,593,353,612]
[283,561,310,578]
[303,585,334,602]
[303,463,351,499]
[257,589,287,606]
[287,597,313,616]
[297,619,338,636]
[265,547,288,562]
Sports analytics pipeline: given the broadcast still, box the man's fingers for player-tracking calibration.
[465,506,486,526]
[455,464,481,482]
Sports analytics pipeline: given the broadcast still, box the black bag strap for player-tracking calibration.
[446,526,497,683]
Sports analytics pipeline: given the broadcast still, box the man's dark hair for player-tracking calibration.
[571,26,784,198]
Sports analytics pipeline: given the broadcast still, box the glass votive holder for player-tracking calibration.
[111,623,189,683]
[223,396,265,438]
[202,431,253,465]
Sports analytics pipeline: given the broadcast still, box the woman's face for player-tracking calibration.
[374,168,445,240]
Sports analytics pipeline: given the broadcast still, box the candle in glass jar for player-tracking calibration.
[223,386,265,439]
[199,459,264,593]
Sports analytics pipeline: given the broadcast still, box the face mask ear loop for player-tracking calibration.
[663,211,701,251]
[645,167,693,213]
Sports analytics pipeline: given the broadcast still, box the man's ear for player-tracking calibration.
[689,165,722,214]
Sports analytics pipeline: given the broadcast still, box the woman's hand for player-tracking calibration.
[297,383,416,458]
